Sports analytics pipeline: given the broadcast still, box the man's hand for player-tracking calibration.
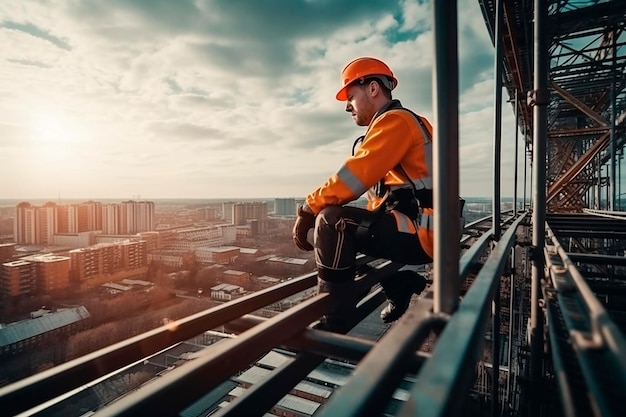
[293,206,315,251]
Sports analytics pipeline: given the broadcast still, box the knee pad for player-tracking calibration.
[317,205,345,231]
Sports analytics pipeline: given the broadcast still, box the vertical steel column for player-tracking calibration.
[611,28,617,211]
[617,154,622,211]
[530,0,547,414]
[606,165,611,210]
[507,271,516,407]
[432,0,460,315]
[492,286,501,417]
[524,147,528,209]
[514,90,519,213]
[492,0,504,240]
[597,155,602,209]
[491,3,504,412]
[529,158,533,208]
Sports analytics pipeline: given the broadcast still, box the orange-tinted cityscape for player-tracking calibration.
[2,0,626,417]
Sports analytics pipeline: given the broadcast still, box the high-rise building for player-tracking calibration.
[199,207,219,221]
[56,203,95,234]
[233,202,268,226]
[119,201,155,234]
[39,202,56,245]
[14,202,39,244]
[102,204,120,234]
[79,201,103,232]
[274,198,297,216]
[55,204,71,234]
[136,201,155,233]
[14,200,154,247]
[15,201,57,245]
[222,202,236,222]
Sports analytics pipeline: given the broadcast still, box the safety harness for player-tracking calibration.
[353,101,433,239]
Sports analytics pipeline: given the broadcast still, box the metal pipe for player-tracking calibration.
[507,270,516,408]
[524,145,529,209]
[492,0,504,240]
[492,280,501,417]
[619,154,622,210]
[530,0,548,414]
[598,155,602,209]
[91,293,333,417]
[316,314,447,417]
[432,0,460,314]
[606,165,610,209]
[514,89,519,213]
[611,27,617,210]
[398,213,527,417]
[0,271,320,416]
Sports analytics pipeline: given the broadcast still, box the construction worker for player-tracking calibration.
[293,57,434,331]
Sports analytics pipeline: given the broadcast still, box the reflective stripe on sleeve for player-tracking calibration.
[391,210,417,234]
[337,164,368,197]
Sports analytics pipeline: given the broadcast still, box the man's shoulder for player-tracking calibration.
[377,106,423,125]
[372,105,432,141]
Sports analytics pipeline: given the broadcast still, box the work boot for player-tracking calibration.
[380,270,428,323]
[316,279,357,333]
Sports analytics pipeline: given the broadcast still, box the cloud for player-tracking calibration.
[0,20,71,50]
[0,0,518,200]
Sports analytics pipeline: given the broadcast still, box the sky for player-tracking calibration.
[0,0,528,201]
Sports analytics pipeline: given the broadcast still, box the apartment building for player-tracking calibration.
[20,254,71,293]
[148,250,194,268]
[0,243,16,263]
[69,240,147,283]
[14,200,156,246]
[194,246,240,264]
[0,260,35,298]
[274,198,297,216]
[165,224,236,252]
[0,254,70,298]
[232,202,267,226]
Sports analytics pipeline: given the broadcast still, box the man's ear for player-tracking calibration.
[369,80,379,96]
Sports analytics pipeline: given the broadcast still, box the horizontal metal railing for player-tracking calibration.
[0,270,319,416]
[316,213,527,417]
[1,211,525,417]
[396,212,526,417]
[93,260,404,417]
[544,223,626,417]
[1,255,404,417]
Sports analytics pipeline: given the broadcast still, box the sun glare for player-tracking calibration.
[26,104,87,178]
[32,108,82,144]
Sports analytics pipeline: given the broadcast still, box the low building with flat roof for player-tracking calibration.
[210,283,244,300]
[0,306,91,357]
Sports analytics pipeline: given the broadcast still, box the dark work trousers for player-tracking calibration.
[313,205,432,326]
[314,205,432,282]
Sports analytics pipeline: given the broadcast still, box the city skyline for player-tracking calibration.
[1,0,528,201]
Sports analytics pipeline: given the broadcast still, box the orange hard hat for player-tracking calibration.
[335,57,398,101]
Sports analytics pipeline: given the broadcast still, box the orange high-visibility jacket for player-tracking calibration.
[305,100,434,258]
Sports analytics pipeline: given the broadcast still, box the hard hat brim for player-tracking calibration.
[335,76,396,101]
[335,86,349,101]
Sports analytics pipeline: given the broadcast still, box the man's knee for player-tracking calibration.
[316,205,345,230]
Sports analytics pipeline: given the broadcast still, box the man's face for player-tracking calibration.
[344,82,376,127]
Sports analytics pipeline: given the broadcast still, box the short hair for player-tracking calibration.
[359,77,393,99]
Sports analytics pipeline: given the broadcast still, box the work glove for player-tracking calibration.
[293,206,315,251]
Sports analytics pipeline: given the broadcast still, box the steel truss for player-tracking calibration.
[481,0,626,212]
